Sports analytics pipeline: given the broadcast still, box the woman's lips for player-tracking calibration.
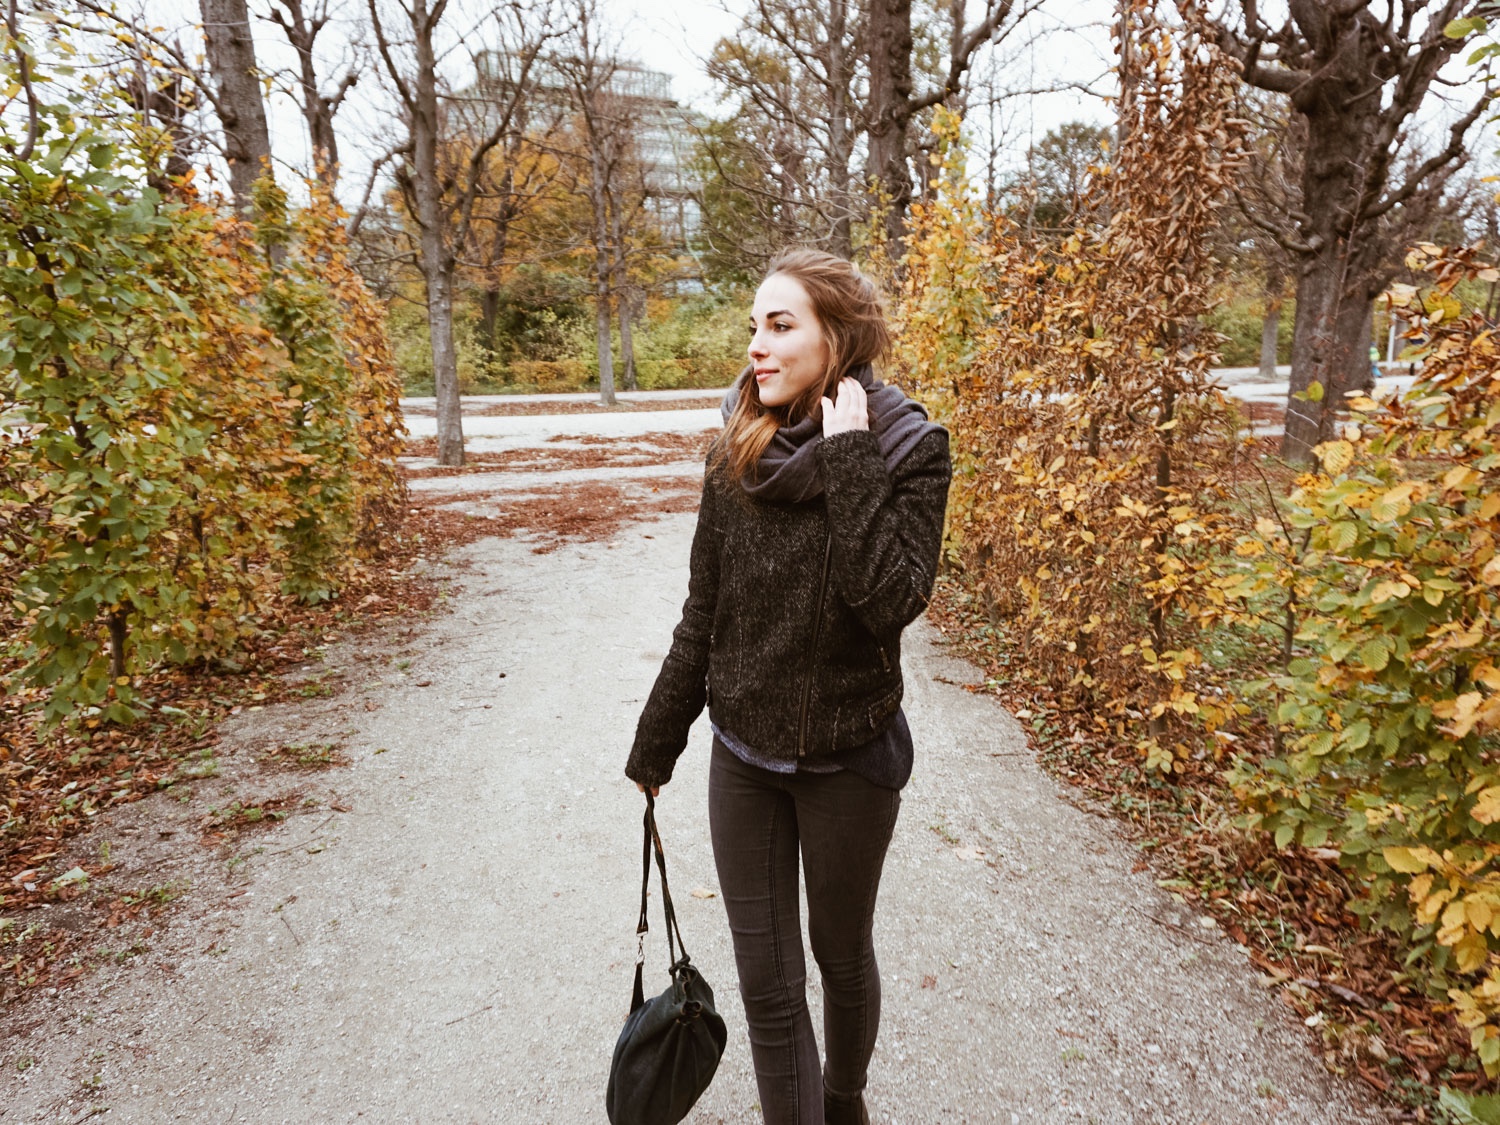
[754,370,776,382]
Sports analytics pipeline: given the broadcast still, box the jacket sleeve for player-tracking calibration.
[816,427,952,637]
[625,468,721,788]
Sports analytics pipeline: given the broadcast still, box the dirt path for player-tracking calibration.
[1,427,1392,1124]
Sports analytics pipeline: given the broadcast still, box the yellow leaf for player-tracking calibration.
[1473,786,1500,825]
[1444,466,1478,491]
[1316,440,1355,475]
[1418,887,1456,926]
[1371,483,1416,521]
[1370,580,1410,605]
[1386,282,1418,307]
[1482,557,1500,586]
[1457,931,1490,973]
[1443,898,1471,937]
[1048,455,1066,474]
[1385,846,1432,873]
[1442,691,1484,739]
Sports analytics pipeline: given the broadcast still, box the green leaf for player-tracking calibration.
[1438,1087,1500,1125]
[1340,719,1372,750]
[1327,522,1358,552]
[1359,638,1391,672]
[1445,15,1488,38]
[1275,823,1295,849]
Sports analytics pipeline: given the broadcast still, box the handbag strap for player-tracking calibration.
[637,791,691,970]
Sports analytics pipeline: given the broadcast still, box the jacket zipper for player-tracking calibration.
[796,530,835,758]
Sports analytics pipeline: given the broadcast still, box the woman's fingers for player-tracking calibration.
[823,377,870,436]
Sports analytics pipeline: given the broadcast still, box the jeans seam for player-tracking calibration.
[765,792,800,1118]
[828,784,899,1100]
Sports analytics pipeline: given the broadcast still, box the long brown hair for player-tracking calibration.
[715,248,892,483]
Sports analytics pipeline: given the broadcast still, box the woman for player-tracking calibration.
[625,248,951,1125]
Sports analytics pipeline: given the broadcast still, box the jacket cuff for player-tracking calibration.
[818,428,883,468]
[625,744,676,789]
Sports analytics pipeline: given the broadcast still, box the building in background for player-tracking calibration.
[465,51,702,252]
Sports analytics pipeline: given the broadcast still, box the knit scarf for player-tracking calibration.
[719,363,943,503]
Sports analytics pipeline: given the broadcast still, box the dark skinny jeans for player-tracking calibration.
[708,739,901,1125]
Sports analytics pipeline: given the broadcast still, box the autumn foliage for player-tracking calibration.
[0,37,405,731]
[889,0,1500,1091]
[1220,243,1500,1074]
[895,6,1250,773]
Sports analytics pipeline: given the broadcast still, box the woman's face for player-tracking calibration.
[748,273,830,409]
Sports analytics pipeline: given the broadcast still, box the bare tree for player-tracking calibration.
[201,0,276,211]
[704,0,863,259]
[368,0,560,465]
[1213,0,1496,463]
[552,1,639,405]
[866,0,1031,249]
[264,0,361,188]
[703,0,1036,266]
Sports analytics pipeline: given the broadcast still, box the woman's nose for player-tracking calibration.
[748,333,768,360]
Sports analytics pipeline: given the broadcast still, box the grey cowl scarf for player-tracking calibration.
[719,363,943,504]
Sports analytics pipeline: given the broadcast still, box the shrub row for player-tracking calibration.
[0,73,404,730]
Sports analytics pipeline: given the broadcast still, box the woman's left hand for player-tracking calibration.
[822,377,869,437]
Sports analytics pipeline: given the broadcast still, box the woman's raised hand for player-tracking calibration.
[821,377,869,438]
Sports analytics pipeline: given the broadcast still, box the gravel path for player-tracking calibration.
[1,410,1393,1124]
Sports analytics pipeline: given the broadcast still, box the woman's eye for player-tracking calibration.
[773,322,790,332]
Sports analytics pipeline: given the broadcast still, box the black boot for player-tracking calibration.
[823,1090,870,1125]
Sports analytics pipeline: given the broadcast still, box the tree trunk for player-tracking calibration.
[268,0,344,188]
[866,0,915,251]
[200,0,275,212]
[591,176,616,405]
[407,0,464,465]
[594,271,616,406]
[609,196,637,390]
[480,286,501,357]
[1281,245,1378,462]
[108,607,129,686]
[826,0,854,257]
[478,206,511,363]
[1259,268,1283,378]
[618,296,637,391]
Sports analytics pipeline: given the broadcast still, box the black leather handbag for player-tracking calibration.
[606,792,727,1125]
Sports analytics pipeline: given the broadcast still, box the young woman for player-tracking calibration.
[625,248,952,1125]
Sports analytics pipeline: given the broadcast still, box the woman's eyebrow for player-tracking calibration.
[754,309,795,321]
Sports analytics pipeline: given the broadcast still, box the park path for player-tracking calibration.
[0,398,1392,1124]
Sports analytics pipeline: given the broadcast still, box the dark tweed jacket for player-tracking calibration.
[626,426,952,788]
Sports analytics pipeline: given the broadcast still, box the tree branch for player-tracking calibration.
[1363,81,1491,222]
